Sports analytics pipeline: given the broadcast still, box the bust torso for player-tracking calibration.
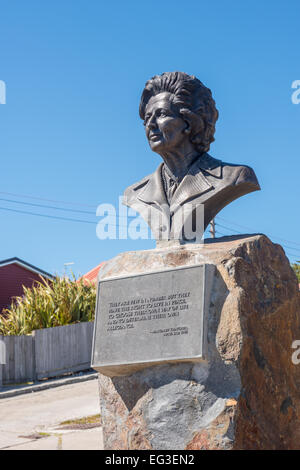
[123,153,260,241]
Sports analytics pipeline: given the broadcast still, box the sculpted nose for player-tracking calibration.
[147,114,157,130]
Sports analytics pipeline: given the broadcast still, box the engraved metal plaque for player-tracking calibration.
[91,264,214,377]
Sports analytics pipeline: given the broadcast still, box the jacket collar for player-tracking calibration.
[196,153,222,177]
[136,153,222,210]
[137,162,167,207]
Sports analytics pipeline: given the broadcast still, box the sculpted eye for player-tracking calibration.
[158,109,171,118]
[143,115,150,126]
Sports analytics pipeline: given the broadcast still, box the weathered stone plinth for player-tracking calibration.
[97,234,300,450]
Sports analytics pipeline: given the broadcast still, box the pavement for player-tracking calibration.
[0,370,98,399]
[0,376,104,450]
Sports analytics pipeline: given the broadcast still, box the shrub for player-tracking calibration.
[0,274,96,336]
[291,263,300,283]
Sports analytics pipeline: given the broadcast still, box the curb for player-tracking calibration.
[0,371,98,399]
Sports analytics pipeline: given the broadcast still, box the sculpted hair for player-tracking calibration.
[139,71,219,154]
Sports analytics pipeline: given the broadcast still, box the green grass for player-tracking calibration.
[59,414,101,426]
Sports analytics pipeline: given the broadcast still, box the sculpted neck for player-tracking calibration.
[158,143,200,181]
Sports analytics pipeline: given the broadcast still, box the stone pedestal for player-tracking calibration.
[96,234,300,450]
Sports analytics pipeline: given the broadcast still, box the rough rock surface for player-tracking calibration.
[97,234,300,450]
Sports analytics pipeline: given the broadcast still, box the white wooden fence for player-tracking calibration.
[0,321,94,386]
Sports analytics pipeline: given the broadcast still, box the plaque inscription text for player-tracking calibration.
[91,264,214,376]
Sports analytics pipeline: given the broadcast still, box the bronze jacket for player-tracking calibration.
[123,153,260,241]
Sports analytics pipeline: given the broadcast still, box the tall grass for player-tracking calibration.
[0,275,96,336]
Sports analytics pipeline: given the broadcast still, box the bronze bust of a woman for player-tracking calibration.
[123,72,260,241]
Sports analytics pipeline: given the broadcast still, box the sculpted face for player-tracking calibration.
[143,92,188,154]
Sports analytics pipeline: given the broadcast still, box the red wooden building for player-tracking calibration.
[0,257,53,314]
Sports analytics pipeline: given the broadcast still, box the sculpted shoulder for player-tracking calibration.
[123,156,260,208]
[197,153,260,191]
[220,160,260,190]
[123,173,153,206]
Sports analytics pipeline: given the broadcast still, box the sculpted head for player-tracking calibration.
[139,72,219,156]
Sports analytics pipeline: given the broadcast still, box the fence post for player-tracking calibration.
[0,336,6,389]
[31,330,37,382]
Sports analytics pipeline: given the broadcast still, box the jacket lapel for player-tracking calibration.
[135,154,222,214]
[137,163,168,208]
[170,154,222,212]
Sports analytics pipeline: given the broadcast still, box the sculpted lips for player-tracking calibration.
[149,132,162,141]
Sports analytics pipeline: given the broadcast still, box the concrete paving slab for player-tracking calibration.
[6,435,62,451]
[4,429,103,450]
[0,379,101,449]
[0,431,33,449]
[60,428,103,450]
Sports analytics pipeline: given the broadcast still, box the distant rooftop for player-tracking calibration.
[79,262,106,285]
[0,257,53,279]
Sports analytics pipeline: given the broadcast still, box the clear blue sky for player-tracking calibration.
[0,0,299,277]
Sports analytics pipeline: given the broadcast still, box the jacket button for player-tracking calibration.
[160,225,167,232]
